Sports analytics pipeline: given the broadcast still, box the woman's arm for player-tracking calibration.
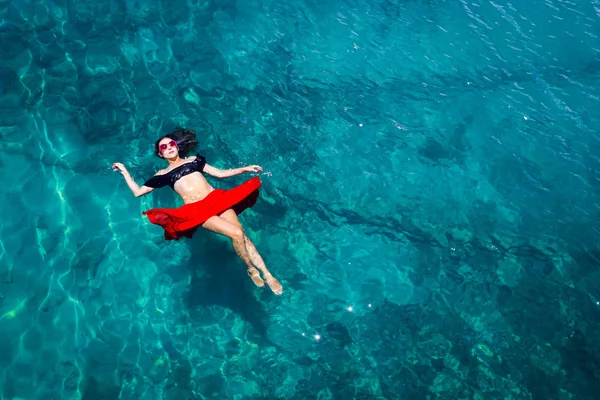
[112,162,155,197]
[203,163,263,178]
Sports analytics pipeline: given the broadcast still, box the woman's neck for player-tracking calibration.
[165,155,183,165]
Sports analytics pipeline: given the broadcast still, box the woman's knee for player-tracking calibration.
[229,226,245,241]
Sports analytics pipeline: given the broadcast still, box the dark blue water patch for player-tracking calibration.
[185,235,275,345]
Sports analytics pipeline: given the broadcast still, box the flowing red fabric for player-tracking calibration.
[142,176,262,240]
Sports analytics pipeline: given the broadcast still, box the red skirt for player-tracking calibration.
[142,176,262,240]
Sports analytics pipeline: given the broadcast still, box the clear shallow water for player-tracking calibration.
[1,0,600,398]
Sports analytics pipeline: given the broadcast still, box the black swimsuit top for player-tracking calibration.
[143,154,206,189]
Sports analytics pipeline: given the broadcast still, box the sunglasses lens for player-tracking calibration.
[159,144,167,151]
[170,140,177,147]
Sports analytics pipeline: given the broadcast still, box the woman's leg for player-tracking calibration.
[218,209,283,295]
[201,215,265,287]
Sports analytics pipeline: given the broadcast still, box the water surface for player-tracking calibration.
[1,0,600,398]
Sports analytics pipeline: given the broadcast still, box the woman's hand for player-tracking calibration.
[112,162,150,197]
[244,165,263,173]
[112,162,127,175]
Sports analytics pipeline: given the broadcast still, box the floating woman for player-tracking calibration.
[112,128,282,295]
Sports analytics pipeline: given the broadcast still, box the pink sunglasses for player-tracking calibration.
[159,140,177,152]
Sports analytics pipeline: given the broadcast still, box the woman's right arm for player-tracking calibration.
[112,162,155,197]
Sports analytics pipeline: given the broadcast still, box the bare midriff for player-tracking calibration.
[173,172,215,204]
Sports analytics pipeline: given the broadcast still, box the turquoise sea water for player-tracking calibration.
[1,0,600,398]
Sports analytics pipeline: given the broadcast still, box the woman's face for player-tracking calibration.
[158,137,178,158]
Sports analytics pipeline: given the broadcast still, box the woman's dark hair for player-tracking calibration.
[154,127,198,158]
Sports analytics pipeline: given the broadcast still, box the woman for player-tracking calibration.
[112,128,282,295]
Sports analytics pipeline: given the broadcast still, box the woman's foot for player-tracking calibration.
[247,267,265,287]
[262,273,283,295]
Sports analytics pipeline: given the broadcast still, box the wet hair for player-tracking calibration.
[154,127,198,158]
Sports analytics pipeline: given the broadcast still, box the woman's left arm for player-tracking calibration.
[203,163,263,178]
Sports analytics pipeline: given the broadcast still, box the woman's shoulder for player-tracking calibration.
[189,154,206,164]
